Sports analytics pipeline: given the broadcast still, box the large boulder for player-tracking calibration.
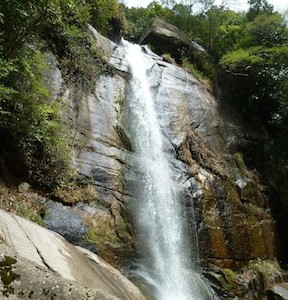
[0,209,145,300]
[139,18,191,63]
[139,18,214,76]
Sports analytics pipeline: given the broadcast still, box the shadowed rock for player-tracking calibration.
[139,18,191,63]
[267,283,288,300]
[139,18,214,78]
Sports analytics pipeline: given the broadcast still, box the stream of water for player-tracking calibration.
[125,42,216,300]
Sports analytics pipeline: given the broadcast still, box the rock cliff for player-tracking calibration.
[44,25,281,298]
[69,26,277,264]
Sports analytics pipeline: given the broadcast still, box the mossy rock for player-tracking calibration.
[0,256,20,296]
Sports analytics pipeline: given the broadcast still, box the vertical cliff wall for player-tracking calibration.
[50,26,278,275]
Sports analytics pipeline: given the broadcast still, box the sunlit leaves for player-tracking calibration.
[241,13,288,47]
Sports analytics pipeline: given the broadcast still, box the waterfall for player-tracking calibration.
[124,42,216,300]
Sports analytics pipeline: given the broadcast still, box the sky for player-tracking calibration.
[121,0,288,12]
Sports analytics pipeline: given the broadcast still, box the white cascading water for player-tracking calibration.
[125,42,216,300]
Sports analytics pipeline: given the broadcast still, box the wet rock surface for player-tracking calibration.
[44,26,279,298]
[267,283,288,300]
[59,27,278,267]
[203,261,288,300]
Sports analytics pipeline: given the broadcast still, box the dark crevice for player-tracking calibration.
[12,216,55,272]
[34,248,55,273]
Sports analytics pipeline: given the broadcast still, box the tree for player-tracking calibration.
[241,13,288,47]
[246,0,273,21]
[193,0,215,14]
[161,0,176,9]
[124,2,172,41]
[87,0,120,35]
[169,3,194,33]
[0,0,91,57]
[0,0,95,188]
[211,9,245,57]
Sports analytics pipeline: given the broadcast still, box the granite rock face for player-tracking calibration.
[49,26,278,270]
[0,209,146,300]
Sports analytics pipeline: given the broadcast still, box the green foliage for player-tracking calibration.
[84,227,97,245]
[0,14,17,99]
[0,0,115,190]
[123,2,173,41]
[233,152,246,171]
[0,0,90,56]
[246,0,273,21]
[168,3,196,35]
[55,27,111,94]
[249,258,281,277]
[222,268,237,282]
[198,8,245,57]
[0,47,71,188]
[220,45,288,129]
[88,0,119,35]
[35,1,110,93]
[0,0,97,79]
[241,13,288,48]
[210,10,246,57]
[183,58,212,89]
[220,47,264,69]
[0,59,16,99]
[17,203,45,226]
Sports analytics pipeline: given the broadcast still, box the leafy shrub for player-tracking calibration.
[233,152,246,171]
[0,183,45,226]
[88,0,120,35]
[0,46,71,189]
[0,0,116,190]
[183,58,212,91]
[52,181,97,204]
[56,27,113,94]
[249,258,281,278]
